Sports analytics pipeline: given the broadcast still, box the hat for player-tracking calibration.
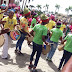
[14,7,18,10]
[8,9,15,13]
[40,14,49,22]
[24,8,31,16]
[56,21,62,27]
[32,12,38,17]
[1,4,6,9]
[50,15,55,20]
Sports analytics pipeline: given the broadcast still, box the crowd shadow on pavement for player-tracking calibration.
[41,54,60,72]
[47,61,60,72]
[0,54,17,65]
[41,54,47,60]
[10,44,16,48]
[29,69,43,72]
[37,69,43,72]
[15,53,30,68]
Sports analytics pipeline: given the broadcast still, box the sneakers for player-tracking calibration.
[46,57,52,62]
[28,64,38,72]
[18,51,24,55]
[28,64,34,69]
[15,49,18,53]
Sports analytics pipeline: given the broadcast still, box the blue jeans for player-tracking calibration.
[16,30,27,51]
[58,50,72,69]
[30,42,42,67]
[46,35,50,42]
[47,40,58,59]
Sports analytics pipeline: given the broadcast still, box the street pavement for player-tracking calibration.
[0,39,63,72]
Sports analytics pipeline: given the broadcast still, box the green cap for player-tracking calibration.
[24,8,30,14]
[34,14,38,17]
[40,14,48,20]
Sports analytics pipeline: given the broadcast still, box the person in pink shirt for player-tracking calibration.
[69,22,72,31]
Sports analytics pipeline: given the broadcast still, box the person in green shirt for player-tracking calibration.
[46,21,63,61]
[58,32,72,70]
[28,14,49,72]
[30,12,38,28]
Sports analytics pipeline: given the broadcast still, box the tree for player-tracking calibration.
[36,5,42,11]
[22,0,34,9]
[43,4,49,13]
[55,4,60,13]
[69,6,72,11]
[28,0,34,3]
[46,4,49,12]
[65,8,69,15]
[51,11,54,14]
[14,1,19,6]
[29,5,35,10]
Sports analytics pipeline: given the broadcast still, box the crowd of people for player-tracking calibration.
[0,2,72,72]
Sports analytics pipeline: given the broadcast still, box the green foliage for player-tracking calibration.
[69,6,72,11]
[36,5,42,10]
[55,12,58,14]
[55,4,60,9]
[43,4,49,12]
[55,4,60,13]
[29,5,35,10]
[35,10,43,16]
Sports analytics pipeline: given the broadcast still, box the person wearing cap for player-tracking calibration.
[45,15,56,30]
[0,5,9,35]
[13,7,21,24]
[30,12,38,28]
[60,21,66,33]
[45,15,56,42]
[58,31,72,70]
[19,11,25,19]
[28,14,49,72]
[69,21,72,32]
[1,10,17,59]
[15,8,31,54]
[26,12,38,45]
[46,21,63,62]
[13,7,19,18]
[0,5,8,20]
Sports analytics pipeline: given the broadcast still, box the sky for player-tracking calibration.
[16,0,72,15]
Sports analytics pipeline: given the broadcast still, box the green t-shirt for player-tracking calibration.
[64,34,72,53]
[50,28,63,42]
[33,24,48,45]
[30,18,36,28]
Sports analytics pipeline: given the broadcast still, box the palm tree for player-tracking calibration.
[46,4,49,12]
[28,0,34,3]
[51,11,54,14]
[14,1,19,6]
[43,4,49,12]
[36,5,42,11]
[22,0,34,9]
[65,8,69,15]
[43,6,46,12]
[69,6,72,11]
[55,4,60,13]
[29,5,35,10]
[49,11,51,14]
